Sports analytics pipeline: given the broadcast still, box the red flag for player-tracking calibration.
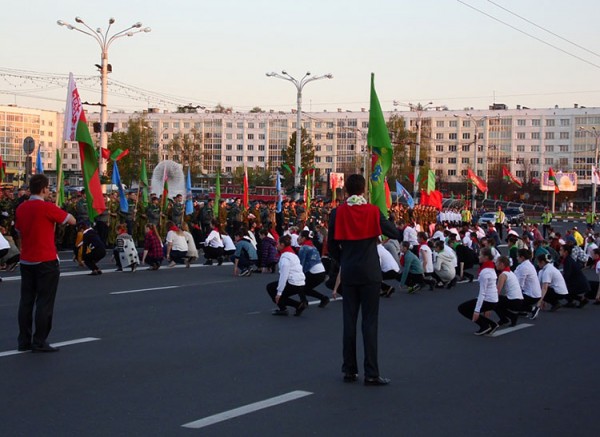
[548,167,560,193]
[467,168,488,193]
[502,166,523,187]
[243,170,249,209]
[420,190,443,210]
[384,179,392,209]
[102,148,111,160]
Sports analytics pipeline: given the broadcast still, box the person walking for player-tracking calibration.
[16,174,76,352]
[327,174,400,386]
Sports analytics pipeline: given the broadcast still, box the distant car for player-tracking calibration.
[478,212,498,226]
[504,207,525,225]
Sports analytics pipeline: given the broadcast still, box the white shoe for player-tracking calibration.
[168,261,177,268]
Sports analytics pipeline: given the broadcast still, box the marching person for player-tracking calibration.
[16,174,76,352]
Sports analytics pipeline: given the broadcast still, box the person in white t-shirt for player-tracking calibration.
[494,256,524,327]
[514,249,542,319]
[377,243,400,297]
[536,253,569,312]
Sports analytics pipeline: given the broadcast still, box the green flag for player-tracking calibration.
[426,169,436,194]
[214,169,221,218]
[140,157,149,208]
[367,73,393,215]
[55,149,65,207]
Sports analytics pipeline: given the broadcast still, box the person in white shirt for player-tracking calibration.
[266,235,307,316]
[536,253,569,312]
[432,240,457,288]
[494,256,524,327]
[432,224,446,242]
[165,222,189,267]
[584,236,598,267]
[457,248,499,335]
[180,222,198,268]
[221,232,236,258]
[402,221,419,248]
[377,243,400,297]
[203,219,225,265]
[514,249,542,319]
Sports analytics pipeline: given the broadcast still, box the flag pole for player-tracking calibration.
[551,190,556,214]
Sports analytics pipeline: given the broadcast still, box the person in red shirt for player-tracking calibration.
[15,174,76,352]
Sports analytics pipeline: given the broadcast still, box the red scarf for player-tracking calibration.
[169,225,179,232]
[502,266,511,273]
[334,203,382,240]
[301,239,315,247]
[279,246,295,255]
[118,229,127,235]
[478,260,496,274]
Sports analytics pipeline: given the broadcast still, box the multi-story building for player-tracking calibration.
[3,103,600,196]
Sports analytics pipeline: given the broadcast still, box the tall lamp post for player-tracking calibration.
[393,101,433,201]
[266,71,333,194]
[455,113,487,211]
[579,126,600,216]
[57,17,151,178]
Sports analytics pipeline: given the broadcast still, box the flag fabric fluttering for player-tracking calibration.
[214,169,221,218]
[420,190,443,210]
[395,180,415,208]
[64,73,106,220]
[331,174,337,203]
[592,165,600,185]
[139,157,149,208]
[305,172,312,211]
[36,146,43,174]
[276,169,282,213]
[185,167,194,216]
[0,156,5,183]
[161,166,169,212]
[55,149,65,207]
[467,168,488,193]
[102,148,130,162]
[367,73,393,216]
[243,169,249,209]
[502,165,523,187]
[111,161,128,213]
[384,178,392,209]
[548,167,560,193]
[425,169,436,194]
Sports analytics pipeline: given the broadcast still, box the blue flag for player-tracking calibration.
[36,146,43,174]
[185,167,194,215]
[276,170,282,213]
[111,161,128,213]
[396,180,415,209]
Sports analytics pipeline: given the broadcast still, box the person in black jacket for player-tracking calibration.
[79,221,107,276]
[559,244,590,308]
[328,174,400,386]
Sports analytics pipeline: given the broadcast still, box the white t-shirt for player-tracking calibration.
[403,226,418,247]
[221,234,236,251]
[419,244,434,273]
[166,230,188,252]
[205,230,224,248]
[443,244,458,268]
[0,233,10,251]
[377,244,400,273]
[514,260,542,299]
[476,267,499,312]
[499,270,524,300]
[538,263,568,295]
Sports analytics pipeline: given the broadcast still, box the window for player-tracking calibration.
[516,145,525,152]
[226,133,233,140]
[247,156,254,162]
[449,133,457,140]
[463,120,471,128]
[530,158,539,164]
[236,156,243,162]
[163,133,169,140]
[247,144,254,151]
[462,144,470,152]
[248,134,254,140]
[326,156,333,163]
[462,157,470,164]
[545,145,554,152]
[236,133,243,140]
[258,144,265,151]
[560,119,570,126]
[449,145,457,152]
[516,157,524,164]
[545,158,553,165]
[226,144,232,150]
[436,145,444,152]
[258,133,265,140]
[258,156,265,162]
[447,169,456,176]
[163,122,169,129]
[560,132,569,139]
[532,119,541,126]
[436,133,444,140]
[545,132,554,140]
[436,121,444,128]
[517,119,526,126]
[173,122,180,129]
[71,153,77,159]
[194,122,201,129]
[247,122,254,129]
[531,145,540,152]
[462,133,470,140]
[531,132,540,140]
[184,122,190,129]
[448,157,457,164]
[226,122,233,128]
[436,157,443,164]
[237,144,243,150]
[559,158,569,166]
[449,120,458,128]
[461,169,468,177]
[326,133,334,140]
[435,169,443,177]
[516,132,526,139]
[546,119,555,127]
[225,156,232,162]
[236,122,243,129]
[559,145,569,152]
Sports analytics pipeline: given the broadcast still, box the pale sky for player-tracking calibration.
[2,0,600,113]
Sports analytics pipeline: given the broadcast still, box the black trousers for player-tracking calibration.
[495,296,523,322]
[266,281,304,310]
[542,287,568,305]
[522,294,540,311]
[83,248,106,271]
[95,220,109,246]
[18,260,61,349]
[457,299,498,329]
[304,271,327,302]
[204,245,224,261]
[341,282,381,378]
[381,270,399,291]
[496,222,504,240]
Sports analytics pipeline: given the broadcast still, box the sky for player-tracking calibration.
[2,0,600,114]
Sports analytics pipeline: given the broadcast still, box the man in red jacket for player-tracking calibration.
[16,174,76,352]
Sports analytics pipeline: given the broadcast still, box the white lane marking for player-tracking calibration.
[489,323,534,337]
[0,337,100,358]
[181,390,313,429]
[110,286,180,295]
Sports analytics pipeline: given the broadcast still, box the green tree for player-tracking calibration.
[211,103,232,114]
[231,165,273,187]
[281,127,315,190]
[249,106,265,113]
[107,117,157,186]
[166,129,203,183]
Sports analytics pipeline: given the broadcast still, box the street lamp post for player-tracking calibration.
[57,17,151,178]
[266,71,333,195]
[579,126,600,216]
[455,113,487,211]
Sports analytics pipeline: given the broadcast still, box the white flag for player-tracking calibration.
[62,73,82,143]
[593,165,600,185]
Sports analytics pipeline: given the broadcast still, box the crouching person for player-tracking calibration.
[233,230,258,276]
[266,235,307,316]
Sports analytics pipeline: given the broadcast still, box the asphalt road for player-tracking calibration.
[0,242,598,436]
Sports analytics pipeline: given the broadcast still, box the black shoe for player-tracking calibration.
[343,373,358,383]
[446,278,457,289]
[319,297,330,308]
[89,271,99,276]
[498,318,511,327]
[272,308,289,316]
[509,312,518,327]
[487,323,499,336]
[115,268,123,272]
[294,301,308,317]
[550,303,562,312]
[474,326,492,336]
[385,286,396,297]
[578,298,589,309]
[17,345,32,352]
[364,376,390,386]
[529,306,541,320]
[204,259,213,266]
[564,302,577,308]
[217,257,223,266]
[32,344,60,353]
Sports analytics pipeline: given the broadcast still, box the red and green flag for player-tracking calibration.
[55,149,65,207]
[102,147,130,161]
[161,165,169,213]
[63,73,105,220]
[425,169,436,194]
[367,73,393,215]
[548,167,560,193]
[0,156,4,183]
[243,168,249,209]
[139,157,149,208]
[467,168,488,193]
[502,165,523,187]
[214,169,221,218]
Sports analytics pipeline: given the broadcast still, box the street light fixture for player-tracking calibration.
[579,126,600,216]
[455,113,487,211]
[57,16,151,178]
[394,101,433,201]
[266,70,333,194]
